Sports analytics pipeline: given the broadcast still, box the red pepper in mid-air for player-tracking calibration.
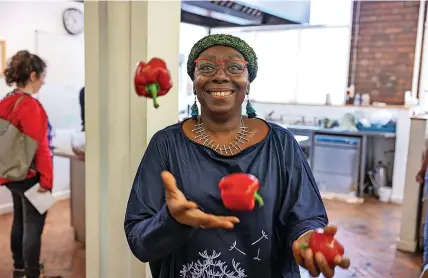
[300,229,345,267]
[218,173,264,211]
[134,58,172,109]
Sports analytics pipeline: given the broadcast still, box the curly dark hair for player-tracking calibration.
[3,50,46,87]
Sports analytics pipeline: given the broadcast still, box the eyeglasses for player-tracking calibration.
[195,58,248,77]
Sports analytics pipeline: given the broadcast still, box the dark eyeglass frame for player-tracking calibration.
[194,58,248,77]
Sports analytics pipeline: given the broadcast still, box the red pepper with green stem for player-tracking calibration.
[218,173,264,211]
[134,58,173,109]
[300,228,345,267]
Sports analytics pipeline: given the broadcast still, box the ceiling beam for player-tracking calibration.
[181,10,241,28]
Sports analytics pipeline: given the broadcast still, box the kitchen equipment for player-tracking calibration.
[370,110,393,126]
[378,186,392,203]
[321,118,339,128]
[286,127,313,162]
[325,94,331,105]
[368,161,391,201]
[353,93,361,105]
[340,113,357,131]
[362,93,370,105]
[374,161,388,188]
[345,85,355,104]
[312,134,361,195]
[405,90,419,105]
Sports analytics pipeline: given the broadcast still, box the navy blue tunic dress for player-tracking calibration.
[124,121,328,278]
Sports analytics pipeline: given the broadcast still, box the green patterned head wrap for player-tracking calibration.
[187,34,258,83]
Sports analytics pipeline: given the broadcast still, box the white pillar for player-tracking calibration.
[84,1,180,278]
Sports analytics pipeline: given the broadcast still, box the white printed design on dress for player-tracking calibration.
[251,230,268,245]
[251,230,268,262]
[229,241,246,255]
[180,250,247,278]
[253,249,261,261]
[226,230,269,262]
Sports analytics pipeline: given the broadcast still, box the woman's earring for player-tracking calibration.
[245,92,257,118]
[191,94,199,120]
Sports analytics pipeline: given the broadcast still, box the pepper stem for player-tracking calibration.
[299,243,309,249]
[254,192,264,207]
[146,83,160,108]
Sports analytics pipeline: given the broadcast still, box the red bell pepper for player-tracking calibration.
[300,229,345,267]
[134,57,172,109]
[218,173,264,211]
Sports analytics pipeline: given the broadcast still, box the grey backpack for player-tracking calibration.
[0,96,38,181]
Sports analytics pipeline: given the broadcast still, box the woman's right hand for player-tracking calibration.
[161,171,240,229]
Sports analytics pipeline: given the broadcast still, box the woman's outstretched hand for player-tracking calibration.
[161,171,240,229]
[292,225,351,278]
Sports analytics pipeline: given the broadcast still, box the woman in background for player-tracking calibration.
[0,50,56,278]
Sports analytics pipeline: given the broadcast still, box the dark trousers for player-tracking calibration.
[5,176,47,278]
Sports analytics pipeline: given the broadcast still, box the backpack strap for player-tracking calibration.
[6,95,26,122]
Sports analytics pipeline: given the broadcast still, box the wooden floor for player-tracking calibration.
[0,198,423,278]
[0,200,85,278]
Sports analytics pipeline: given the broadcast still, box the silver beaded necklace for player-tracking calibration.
[192,116,251,155]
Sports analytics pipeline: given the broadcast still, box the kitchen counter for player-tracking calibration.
[278,123,396,138]
[54,150,85,245]
[254,100,410,203]
[253,100,410,110]
[275,122,396,197]
[53,137,86,245]
[294,135,309,143]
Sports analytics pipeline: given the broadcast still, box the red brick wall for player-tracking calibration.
[348,1,421,105]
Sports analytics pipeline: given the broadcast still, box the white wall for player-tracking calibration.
[0,3,210,214]
[178,23,209,114]
[0,1,84,214]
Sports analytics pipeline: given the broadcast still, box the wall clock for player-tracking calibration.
[63,7,84,35]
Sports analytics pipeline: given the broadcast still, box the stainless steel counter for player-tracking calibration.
[280,124,396,138]
[275,122,396,197]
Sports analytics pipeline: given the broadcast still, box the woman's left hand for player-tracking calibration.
[292,225,350,278]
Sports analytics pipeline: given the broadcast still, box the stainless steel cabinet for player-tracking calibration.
[311,134,361,195]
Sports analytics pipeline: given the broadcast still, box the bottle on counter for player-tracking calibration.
[345,85,355,104]
[353,93,361,105]
[361,93,370,105]
[345,90,351,105]
[325,94,332,105]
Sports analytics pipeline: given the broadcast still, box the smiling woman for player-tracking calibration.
[124,34,350,278]
[192,46,249,121]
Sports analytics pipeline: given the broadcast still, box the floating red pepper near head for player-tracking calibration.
[134,57,173,109]
[218,173,264,211]
[300,229,345,267]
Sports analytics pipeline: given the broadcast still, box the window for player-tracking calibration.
[309,0,353,25]
[251,29,300,103]
[296,27,351,105]
[211,26,351,105]
[210,0,353,105]
[180,23,209,55]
